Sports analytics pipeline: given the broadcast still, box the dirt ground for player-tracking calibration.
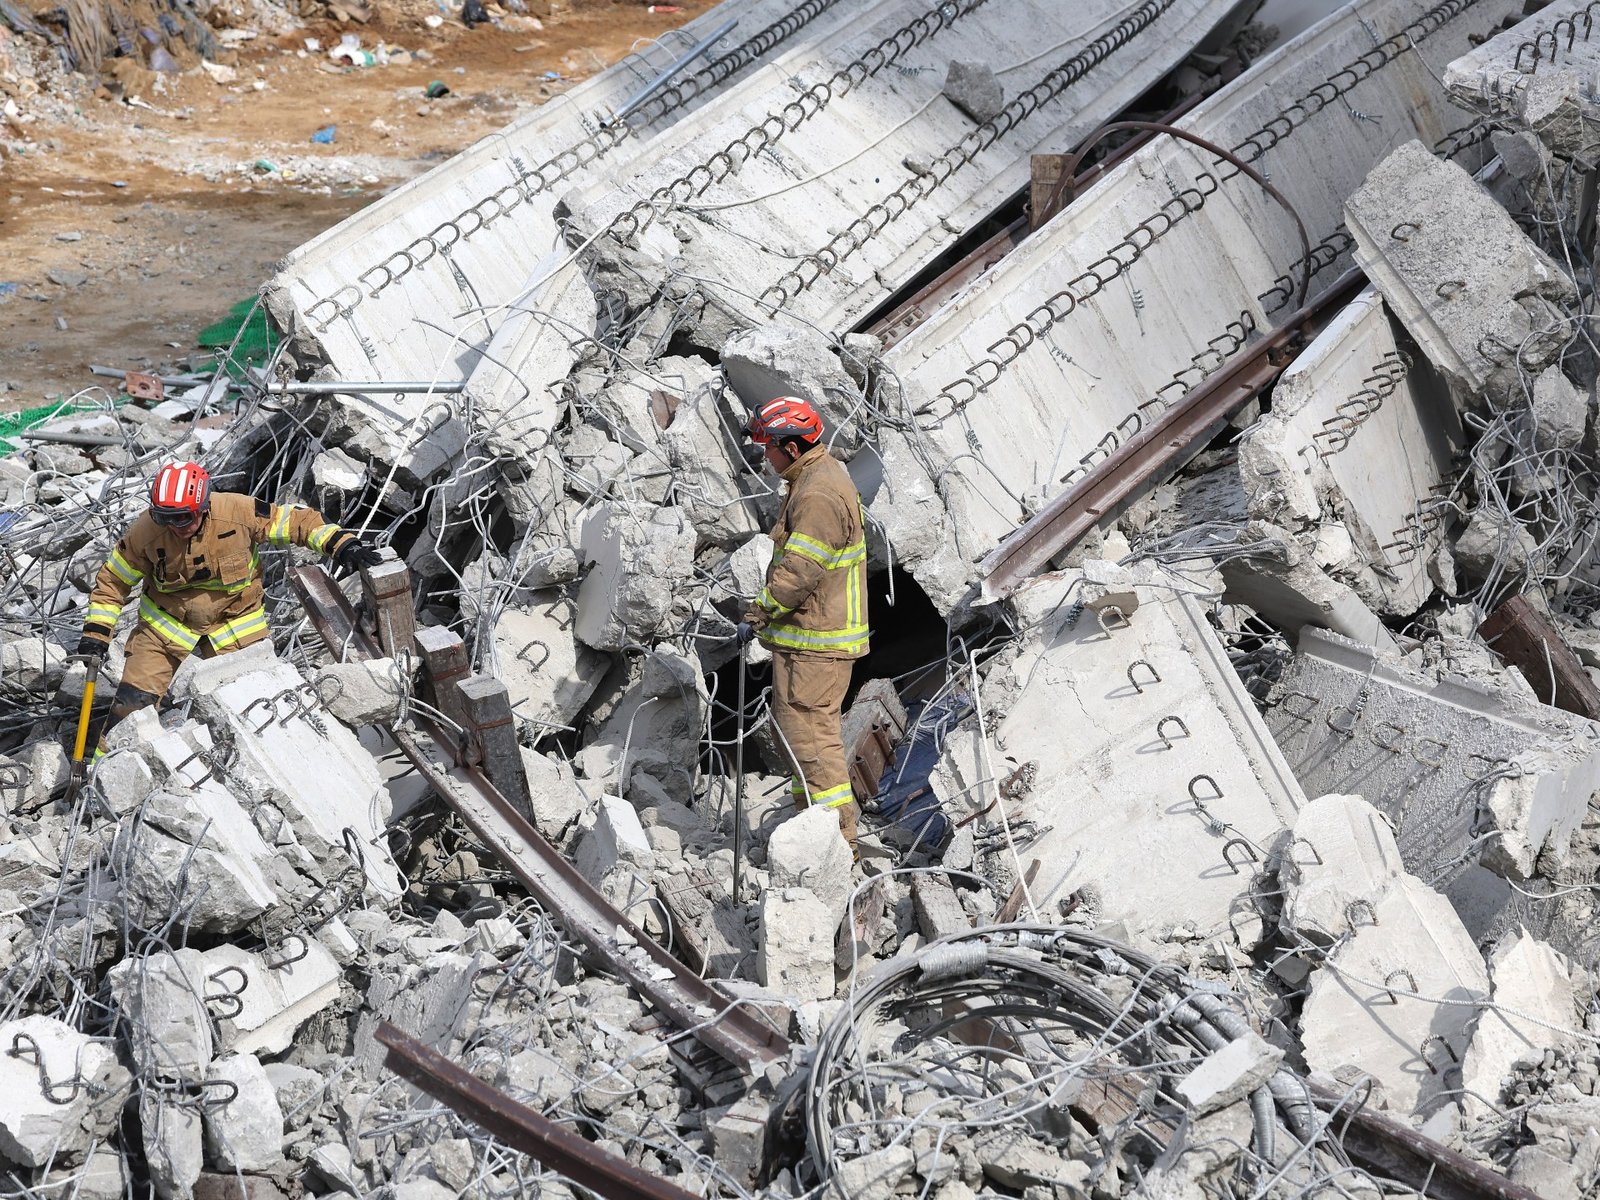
[0,0,708,409]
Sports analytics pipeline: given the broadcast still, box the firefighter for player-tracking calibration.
[76,461,382,751]
[739,396,869,848]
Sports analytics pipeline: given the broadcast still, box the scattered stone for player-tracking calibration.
[0,1015,125,1168]
[1176,1032,1284,1114]
[203,1054,285,1171]
[942,61,1003,123]
[767,804,854,929]
[758,888,835,1001]
[314,657,408,725]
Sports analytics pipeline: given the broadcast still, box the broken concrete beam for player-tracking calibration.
[0,1014,125,1168]
[757,888,835,1002]
[1264,626,1600,883]
[486,589,606,739]
[1279,794,1405,945]
[1300,870,1488,1119]
[201,940,342,1057]
[142,1094,202,1200]
[1238,286,1461,618]
[1480,595,1600,720]
[1345,139,1577,398]
[574,501,696,651]
[1461,931,1584,1119]
[942,561,1306,946]
[203,1054,285,1172]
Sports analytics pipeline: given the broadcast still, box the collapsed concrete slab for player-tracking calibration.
[867,0,1518,615]
[1239,286,1462,617]
[937,561,1307,946]
[1263,627,1600,883]
[202,940,343,1058]
[486,589,607,737]
[1345,140,1577,399]
[107,950,215,1082]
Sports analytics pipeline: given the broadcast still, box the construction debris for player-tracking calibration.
[14,0,1600,1196]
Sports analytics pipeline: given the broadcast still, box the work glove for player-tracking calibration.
[333,537,385,575]
[735,622,755,646]
[741,606,770,634]
[74,634,109,662]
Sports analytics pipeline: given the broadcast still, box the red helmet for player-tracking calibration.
[748,396,823,447]
[150,461,211,527]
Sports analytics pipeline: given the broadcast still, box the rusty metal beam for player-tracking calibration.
[290,564,790,1076]
[376,1021,702,1200]
[1480,594,1600,720]
[979,268,1368,604]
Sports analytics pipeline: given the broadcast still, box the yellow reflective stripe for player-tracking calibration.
[783,532,865,570]
[267,505,294,545]
[760,623,870,652]
[307,524,341,554]
[757,587,793,618]
[209,607,269,649]
[812,783,853,808]
[138,596,201,652]
[86,602,122,626]
[107,548,142,586]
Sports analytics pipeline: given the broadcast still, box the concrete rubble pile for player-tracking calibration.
[13,0,1600,1197]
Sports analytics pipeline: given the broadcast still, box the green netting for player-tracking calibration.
[0,399,124,454]
[197,298,278,377]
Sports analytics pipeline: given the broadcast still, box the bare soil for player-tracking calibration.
[0,0,707,408]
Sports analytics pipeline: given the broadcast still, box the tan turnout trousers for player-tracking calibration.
[770,649,859,846]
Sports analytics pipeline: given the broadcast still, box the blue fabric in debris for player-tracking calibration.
[870,693,971,847]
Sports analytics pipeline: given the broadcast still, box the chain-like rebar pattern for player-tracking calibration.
[604,0,992,244]
[907,0,1489,425]
[300,0,849,331]
[757,0,1180,314]
[1513,0,1600,72]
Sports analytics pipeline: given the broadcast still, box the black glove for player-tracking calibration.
[75,634,110,661]
[333,537,384,574]
[735,622,755,646]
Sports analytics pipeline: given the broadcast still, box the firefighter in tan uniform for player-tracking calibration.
[740,397,869,848]
[76,461,381,751]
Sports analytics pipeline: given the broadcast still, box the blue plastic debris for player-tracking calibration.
[310,125,337,145]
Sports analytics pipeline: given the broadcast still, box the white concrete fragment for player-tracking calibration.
[1301,873,1488,1118]
[1460,932,1583,1118]
[1345,140,1577,396]
[1176,1032,1284,1115]
[767,805,854,931]
[574,502,696,651]
[943,60,1002,123]
[314,657,407,726]
[518,747,585,843]
[758,888,835,1001]
[575,796,655,881]
[0,637,65,696]
[201,941,342,1057]
[587,644,709,805]
[1280,794,1405,944]
[107,950,214,1081]
[0,1015,121,1168]
[489,589,608,735]
[89,749,153,817]
[141,1094,202,1200]
[203,1055,284,1172]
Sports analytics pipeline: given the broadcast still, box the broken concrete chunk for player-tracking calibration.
[142,1094,203,1200]
[203,1054,284,1172]
[574,501,696,651]
[942,60,1003,123]
[659,382,761,548]
[1279,794,1405,944]
[1345,140,1577,397]
[314,657,407,726]
[518,746,586,843]
[490,588,607,735]
[1300,873,1488,1118]
[202,941,342,1057]
[90,749,154,817]
[108,949,215,1081]
[767,804,854,931]
[0,1014,123,1168]
[1528,365,1586,452]
[721,324,865,456]
[758,888,835,1001]
[0,637,65,697]
[1176,1032,1284,1114]
[575,795,655,881]
[1461,931,1583,1118]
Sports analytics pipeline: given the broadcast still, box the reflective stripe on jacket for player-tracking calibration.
[756,445,870,659]
[84,492,352,650]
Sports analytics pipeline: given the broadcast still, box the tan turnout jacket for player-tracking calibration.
[84,493,352,654]
[754,445,869,659]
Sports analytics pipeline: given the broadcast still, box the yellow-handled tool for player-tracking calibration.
[64,658,99,806]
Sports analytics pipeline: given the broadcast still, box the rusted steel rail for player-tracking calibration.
[979,268,1368,603]
[290,564,790,1076]
[1306,1080,1547,1200]
[377,1021,702,1200]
